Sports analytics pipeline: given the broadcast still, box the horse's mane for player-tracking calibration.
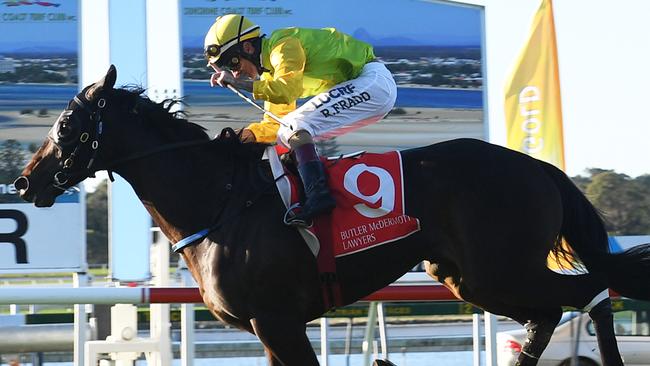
[111,87,209,141]
[110,87,269,159]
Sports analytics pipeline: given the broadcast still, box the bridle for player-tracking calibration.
[47,94,107,191]
[46,91,215,190]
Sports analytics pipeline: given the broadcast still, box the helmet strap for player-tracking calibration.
[239,36,268,74]
[233,16,268,73]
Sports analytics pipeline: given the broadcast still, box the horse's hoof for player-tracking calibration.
[372,359,397,366]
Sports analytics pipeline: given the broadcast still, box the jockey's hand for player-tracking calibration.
[210,69,236,88]
[237,128,256,143]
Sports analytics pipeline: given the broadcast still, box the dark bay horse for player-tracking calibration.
[15,65,650,366]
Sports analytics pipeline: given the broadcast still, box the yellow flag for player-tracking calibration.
[505,0,577,271]
[504,0,565,170]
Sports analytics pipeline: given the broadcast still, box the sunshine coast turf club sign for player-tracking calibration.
[0,182,85,274]
[0,1,76,22]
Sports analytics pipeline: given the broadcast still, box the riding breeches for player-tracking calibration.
[276,62,397,148]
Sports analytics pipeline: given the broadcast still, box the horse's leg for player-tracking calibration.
[250,312,319,366]
[514,308,563,366]
[428,261,562,366]
[585,291,624,366]
[481,270,623,365]
[462,290,562,365]
[466,292,562,366]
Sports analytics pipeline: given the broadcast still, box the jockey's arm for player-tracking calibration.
[245,100,296,144]
[245,36,306,143]
[229,78,254,93]
[253,36,305,105]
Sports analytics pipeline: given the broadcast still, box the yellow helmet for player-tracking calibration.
[204,14,261,66]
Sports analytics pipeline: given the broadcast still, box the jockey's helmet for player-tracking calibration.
[204,14,261,67]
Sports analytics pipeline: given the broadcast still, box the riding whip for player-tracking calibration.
[210,64,291,129]
[225,84,291,129]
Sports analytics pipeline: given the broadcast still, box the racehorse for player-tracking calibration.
[15,65,650,366]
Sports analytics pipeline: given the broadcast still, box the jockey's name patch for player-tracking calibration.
[310,83,372,118]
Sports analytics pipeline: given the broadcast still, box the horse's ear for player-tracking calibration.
[85,64,117,101]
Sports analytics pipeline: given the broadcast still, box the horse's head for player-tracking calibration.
[15,65,118,207]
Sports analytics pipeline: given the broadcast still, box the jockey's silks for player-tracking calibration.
[246,27,376,143]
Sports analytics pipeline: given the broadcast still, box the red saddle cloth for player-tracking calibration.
[286,150,421,257]
[277,149,421,309]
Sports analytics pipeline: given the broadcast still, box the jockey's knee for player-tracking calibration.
[288,129,314,148]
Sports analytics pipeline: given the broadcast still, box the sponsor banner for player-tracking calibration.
[504,0,565,170]
[0,186,85,274]
[1,1,76,23]
[326,151,420,257]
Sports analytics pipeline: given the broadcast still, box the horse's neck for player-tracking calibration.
[113,147,239,243]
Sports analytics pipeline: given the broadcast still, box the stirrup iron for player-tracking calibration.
[283,202,313,228]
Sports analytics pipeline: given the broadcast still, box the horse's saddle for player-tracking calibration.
[265,146,421,258]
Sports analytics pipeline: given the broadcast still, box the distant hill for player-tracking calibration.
[374,45,481,59]
[183,27,480,50]
[352,27,479,47]
[0,42,76,54]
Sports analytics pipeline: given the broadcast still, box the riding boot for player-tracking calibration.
[284,142,336,227]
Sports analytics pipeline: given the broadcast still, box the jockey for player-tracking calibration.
[204,14,397,227]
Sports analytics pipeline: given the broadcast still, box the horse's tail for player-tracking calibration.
[540,161,650,301]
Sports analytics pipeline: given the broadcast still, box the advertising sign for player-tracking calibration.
[0,184,85,274]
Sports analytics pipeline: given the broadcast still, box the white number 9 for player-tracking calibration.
[343,164,395,218]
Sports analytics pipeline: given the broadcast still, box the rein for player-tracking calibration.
[172,153,285,253]
[100,138,215,173]
[56,92,215,184]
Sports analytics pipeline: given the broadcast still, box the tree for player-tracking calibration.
[86,180,108,264]
[0,139,26,182]
[0,140,27,203]
[582,171,650,235]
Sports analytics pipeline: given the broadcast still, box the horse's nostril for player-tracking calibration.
[14,176,29,191]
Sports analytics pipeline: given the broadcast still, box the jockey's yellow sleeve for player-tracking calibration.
[246,27,375,143]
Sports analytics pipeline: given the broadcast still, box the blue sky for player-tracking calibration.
[182,0,482,47]
[0,0,482,53]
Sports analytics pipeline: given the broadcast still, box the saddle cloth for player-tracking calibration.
[265,146,421,258]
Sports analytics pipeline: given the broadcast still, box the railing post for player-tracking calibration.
[74,272,89,366]
[362,301,378,366]
[344,317,353,366]
[320,317,330,366]
[484,311,498,366]
[178,257,195,366]
[377,302,388,360]
[472,313,482,366]
[150,235,171,366]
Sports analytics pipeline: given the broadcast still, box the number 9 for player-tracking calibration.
[343,164,395,218]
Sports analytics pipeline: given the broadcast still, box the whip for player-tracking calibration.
[210,64,291,129]
[225,84,291,129]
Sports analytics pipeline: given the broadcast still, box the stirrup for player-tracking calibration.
[283,202,313,228]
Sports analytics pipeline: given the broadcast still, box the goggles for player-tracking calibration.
[205,46,240,69]
[204,44,221,59]
[221,56,241,71]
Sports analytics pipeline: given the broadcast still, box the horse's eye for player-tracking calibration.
[58,121,71,136]
[58,122,74,140]
[55,117,79,144]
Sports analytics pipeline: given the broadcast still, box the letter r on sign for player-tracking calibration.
[0,209,28,264]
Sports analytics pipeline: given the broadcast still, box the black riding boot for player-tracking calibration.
[285,143,336,227]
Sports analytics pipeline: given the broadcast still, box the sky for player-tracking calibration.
[181,0,482,48]
[0,0,482,52]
